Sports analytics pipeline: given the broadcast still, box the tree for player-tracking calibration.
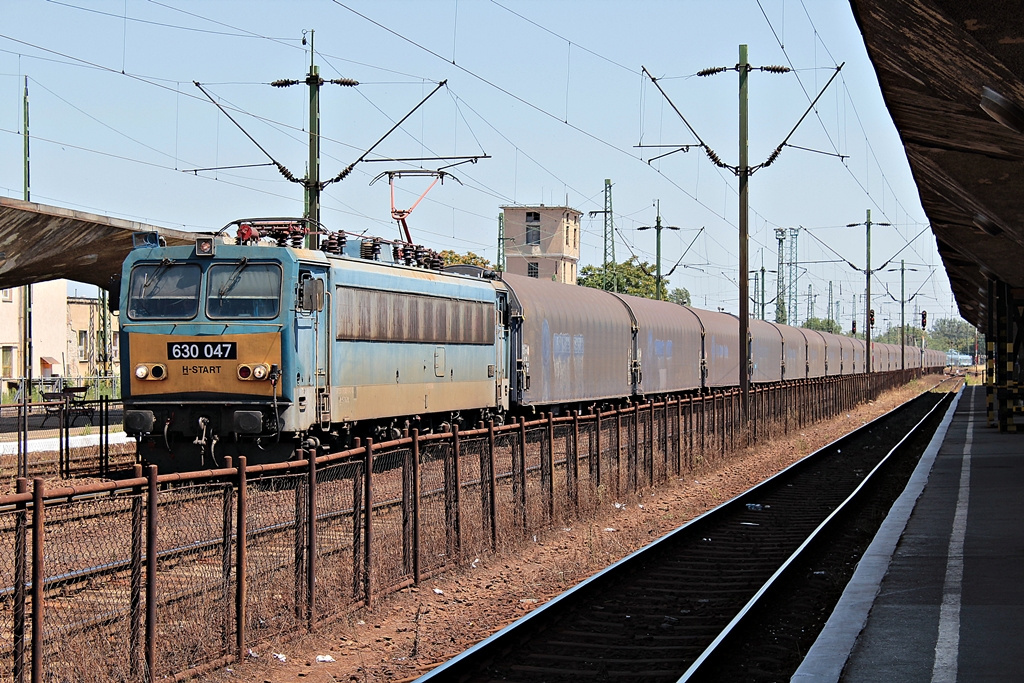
[802,317,842,334]
[928,317,977,353]
[667,287,691,307]
[439,250,492,269]
[775,299,788,325]
[578,257,660,299]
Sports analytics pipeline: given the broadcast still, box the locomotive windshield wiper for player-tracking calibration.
[218,257,249,297]
[142,258,174,294]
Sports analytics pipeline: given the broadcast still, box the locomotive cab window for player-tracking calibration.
[127,262,201,320]
[206,262,282,319]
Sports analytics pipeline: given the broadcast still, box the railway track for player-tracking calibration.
[419,381,959,682]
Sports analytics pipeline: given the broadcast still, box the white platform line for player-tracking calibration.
[931,397,973,682]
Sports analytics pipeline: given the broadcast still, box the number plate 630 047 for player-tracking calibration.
[167,342,237,360]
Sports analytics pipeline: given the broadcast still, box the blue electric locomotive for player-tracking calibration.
[121,220,507,470]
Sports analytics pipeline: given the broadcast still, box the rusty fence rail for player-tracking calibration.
[0,371,914,682]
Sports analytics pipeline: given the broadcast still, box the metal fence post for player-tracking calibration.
[351,448,364,600]
[17,380,28,479]
[294,450,306,620]
[13,478,27,683]
[402,436,413,578]
[129,464,143,678]
[306,451,317,630]
[517,418,527,532]
[483,421,496,551]
[145,465,158,681]
[235,456,247,665]
[448,427,461,561]
[364,438,374,608]
[412,430,421,584]
[615,409,623,496]
[570,412,579,515]
[220,464,234,655]
[486,422,497,551]
[543,414,554,522]
[31,478,44,683]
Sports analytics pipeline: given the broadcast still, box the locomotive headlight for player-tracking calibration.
[134,363,167,380]
[237,363,271,381]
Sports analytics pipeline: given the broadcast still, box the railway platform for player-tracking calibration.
[794,384,1023,682]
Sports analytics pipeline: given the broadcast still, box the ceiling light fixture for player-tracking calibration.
[972,212,1003,236]
[980,86,1024,133]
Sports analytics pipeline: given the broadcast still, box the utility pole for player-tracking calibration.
[885,259,919,370]
[828,281,834,328]
[738,44,750,419]
[806,283,814,323]
[650,44,835,422]
[787,227,799,321]
[270,30,358,249]
[588,179,617,292]
[760,264,766,320]
[22,76,32,404]
[638,200,678,300]
[496,213,506,271]
[774,228,787,324]
[847,209,891,373]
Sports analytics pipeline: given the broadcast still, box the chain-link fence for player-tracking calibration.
[0,371,916,681]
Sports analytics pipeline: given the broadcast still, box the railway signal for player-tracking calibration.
[921,310,927,329]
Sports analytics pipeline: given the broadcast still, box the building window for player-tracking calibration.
[78,330,89,360]
[525,212,540,245]
[1,346,13,377]
[111,335,120,361]
[1,288,12,302]
[528,262,539,279]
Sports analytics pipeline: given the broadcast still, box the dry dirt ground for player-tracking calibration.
[202,376,955,683]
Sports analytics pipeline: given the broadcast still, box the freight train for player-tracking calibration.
[118,219,946,471]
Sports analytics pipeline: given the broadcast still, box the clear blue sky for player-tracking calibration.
[1,0,957,328]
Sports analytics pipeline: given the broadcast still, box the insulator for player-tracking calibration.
[760,65,791,74]
[705,147,725,167]
[697,66,727,77]
[404,247,416,267]
[322,233,339,254]
[764,146,782,167]
[392,244,402,262]
[360,241,374,260]
[330,78,359,87]
[270,79,300,88]
[290,232,304,248]
[430,256,442,271]
[337,232,347,253]
[371,238,382,260]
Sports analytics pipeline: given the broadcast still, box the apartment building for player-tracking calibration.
[0,281,117,395]
[500,204,581,284]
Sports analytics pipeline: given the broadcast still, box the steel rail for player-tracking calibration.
[417,382,956,681]
[678,387,955,680]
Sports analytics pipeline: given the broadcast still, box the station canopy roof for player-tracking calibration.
[0,197,198,291]
[850,0,1024,327]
